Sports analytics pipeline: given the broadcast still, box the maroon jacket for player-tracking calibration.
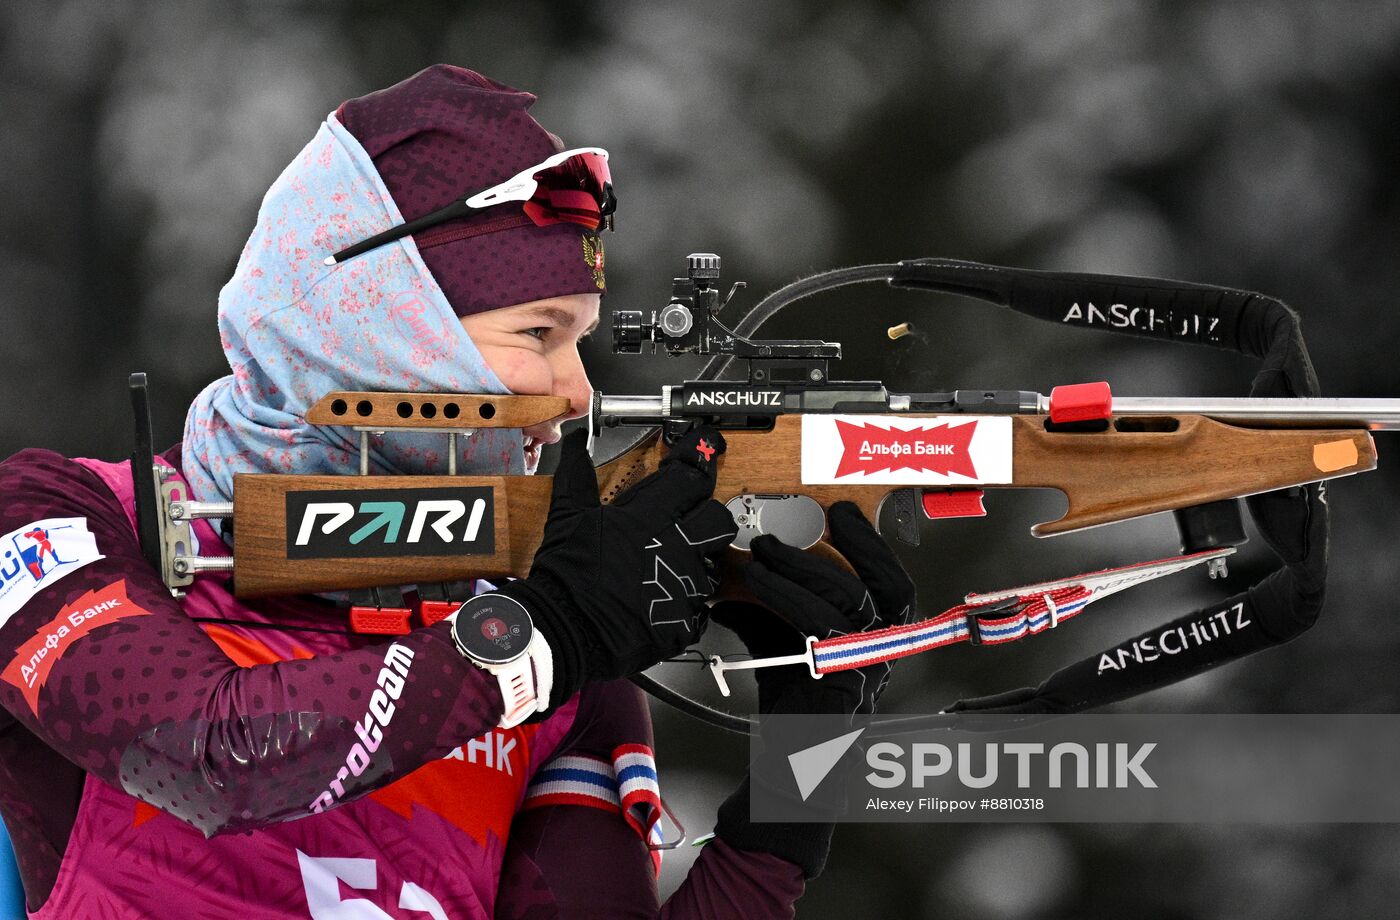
[0,446,804,918]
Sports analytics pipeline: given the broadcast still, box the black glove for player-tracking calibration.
[497,426,738,709]
[715,501,916,716]
[713,501,915,878]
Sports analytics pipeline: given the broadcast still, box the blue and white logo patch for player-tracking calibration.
[0,517,103,630]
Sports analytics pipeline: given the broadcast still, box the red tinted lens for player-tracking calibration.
[524,152,614,229]
[547,151,610,196]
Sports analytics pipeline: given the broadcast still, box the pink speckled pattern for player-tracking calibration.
[181,111,529,506]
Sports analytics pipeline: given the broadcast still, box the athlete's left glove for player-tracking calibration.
[712,502,916,879]
[719,501,916,716]
[493,426,738,711]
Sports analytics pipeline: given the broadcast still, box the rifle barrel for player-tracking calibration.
[594,391,1400,430]
[1108,398,1400,430]
[596,394,667,420]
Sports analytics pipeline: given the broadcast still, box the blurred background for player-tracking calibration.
[2,1,1399,917]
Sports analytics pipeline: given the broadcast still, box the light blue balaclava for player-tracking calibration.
[182,113,526,504]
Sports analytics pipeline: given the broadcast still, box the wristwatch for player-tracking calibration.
[449,593,552,728]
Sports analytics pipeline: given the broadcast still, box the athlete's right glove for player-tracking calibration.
[495,426,738,710]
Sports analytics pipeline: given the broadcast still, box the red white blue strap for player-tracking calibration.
[613,744,662,841]
[708,548,1233,693]
[614,744,666,875]
[812,584,1093,672]
[524,754,621,812]
[523,744,674,875]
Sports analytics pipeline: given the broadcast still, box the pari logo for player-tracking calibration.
[286,487,495,559]
[0,517,104,629]
[800,415,1013,486]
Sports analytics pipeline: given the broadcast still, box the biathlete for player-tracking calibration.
[0,65,913,918]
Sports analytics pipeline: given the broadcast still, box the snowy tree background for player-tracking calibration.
[3,2,1400,917]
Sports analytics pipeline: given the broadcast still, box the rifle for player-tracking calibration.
[134,257,1399,730]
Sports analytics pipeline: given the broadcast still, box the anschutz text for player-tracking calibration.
[1097,601,1250,675]
[684,390,783,408]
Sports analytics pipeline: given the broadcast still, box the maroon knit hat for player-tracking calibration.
[336,64,606,317]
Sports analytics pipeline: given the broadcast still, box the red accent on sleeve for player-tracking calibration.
[199,622,314,667]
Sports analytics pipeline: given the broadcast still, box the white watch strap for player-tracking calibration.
[531,630,554,716]
[494,631,552,729]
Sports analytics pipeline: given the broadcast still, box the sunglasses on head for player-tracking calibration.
[325,147,615,266]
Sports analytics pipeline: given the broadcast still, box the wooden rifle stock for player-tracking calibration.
[230,412,1375,598]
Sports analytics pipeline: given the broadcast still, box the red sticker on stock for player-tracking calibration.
[799,416,1013,485]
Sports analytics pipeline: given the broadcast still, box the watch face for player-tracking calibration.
[454,594,533,665]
